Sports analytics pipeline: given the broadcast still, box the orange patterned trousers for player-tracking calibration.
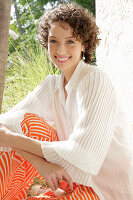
[0,113,100,200]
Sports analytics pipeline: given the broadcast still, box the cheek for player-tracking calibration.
[68,46,77,53]
[48,45,54,57]
[70,46,82,57]
[70,44,82,52]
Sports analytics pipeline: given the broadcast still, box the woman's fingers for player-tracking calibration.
[51,176,60,190]
[34,159,73,191]
[63,172,73,191]
[45,177,56,191]
[48,174,64,190]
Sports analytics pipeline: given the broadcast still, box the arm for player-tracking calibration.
[0,75,73,190]
[0,126,73,191]
[13,148,73,191]
[0,75,55,134]
[0,75,56,156]
[0,126,43,157]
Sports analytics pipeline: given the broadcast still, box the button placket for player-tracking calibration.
[59,90,66,109]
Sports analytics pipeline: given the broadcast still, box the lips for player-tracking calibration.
[55,56,71,63]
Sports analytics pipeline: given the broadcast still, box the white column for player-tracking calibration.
[96,0,133,124]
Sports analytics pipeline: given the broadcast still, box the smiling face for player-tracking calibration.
[48,21,85,81]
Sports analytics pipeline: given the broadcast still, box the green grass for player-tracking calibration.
[2,41,60,113]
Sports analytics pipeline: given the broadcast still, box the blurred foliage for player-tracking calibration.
[74,0,95,14]
[10,0,95,41]
[8,27,37,53]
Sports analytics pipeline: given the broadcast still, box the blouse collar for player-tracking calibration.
[57,60,88,94]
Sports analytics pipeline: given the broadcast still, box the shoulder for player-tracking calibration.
[77,61,111,85]
[78,63,113,87]
[77,63,117,98]
[32,74,60,95]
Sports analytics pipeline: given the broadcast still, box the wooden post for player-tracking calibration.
[0,0,11,113]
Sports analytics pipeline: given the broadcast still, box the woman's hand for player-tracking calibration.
[34,158,73,191]
[0,125,73,191]
[13,147,73,192]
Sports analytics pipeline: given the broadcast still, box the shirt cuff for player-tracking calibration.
[41,141,92,186]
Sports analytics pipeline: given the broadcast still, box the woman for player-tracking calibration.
[0,2,133,200]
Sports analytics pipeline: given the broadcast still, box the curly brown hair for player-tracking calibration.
[38,2,100,64]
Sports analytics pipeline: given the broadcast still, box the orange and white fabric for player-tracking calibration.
[0,113,100,200]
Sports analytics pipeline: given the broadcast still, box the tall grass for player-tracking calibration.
[2,41,60,113]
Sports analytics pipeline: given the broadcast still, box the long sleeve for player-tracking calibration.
[0,75,55,134]
[41,70,118,187]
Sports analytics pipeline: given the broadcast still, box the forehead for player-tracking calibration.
[48,21,74,37]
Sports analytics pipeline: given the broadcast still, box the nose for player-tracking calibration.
[57,43,66,55]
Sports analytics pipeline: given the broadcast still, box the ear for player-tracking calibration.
[81,43,88,52]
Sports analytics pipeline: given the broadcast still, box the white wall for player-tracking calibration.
[96,0,133,124]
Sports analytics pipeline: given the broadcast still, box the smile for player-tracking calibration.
[55,56,71,63]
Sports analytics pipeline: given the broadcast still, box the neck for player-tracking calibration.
[62,60,81,85]
[62,66,76,84]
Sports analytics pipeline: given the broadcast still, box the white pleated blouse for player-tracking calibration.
[0,60,133,200]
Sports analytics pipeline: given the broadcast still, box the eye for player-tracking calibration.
[49,40,57,44]
[67,40,74,44]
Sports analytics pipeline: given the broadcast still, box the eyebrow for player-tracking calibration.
[49,36,74,39]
